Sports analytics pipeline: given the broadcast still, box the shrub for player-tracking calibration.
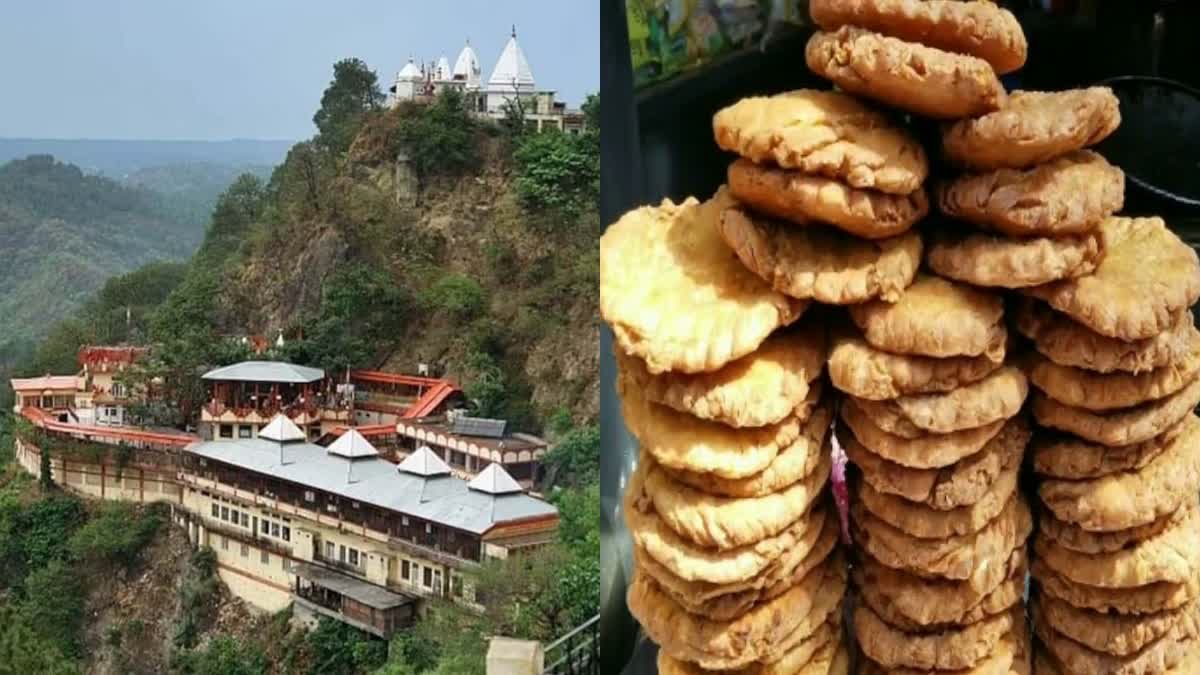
[68,502,162,566]
[513,130,598,221]
[394,89,479,179]
[422,274,485,318]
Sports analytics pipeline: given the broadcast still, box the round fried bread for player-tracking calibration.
[1034,603,1196,675]
[1038,416,1200,532]
[937,150,1123,237]
[809,0,1026,74]
[855,603,1017,671]
[641,450,830,550]
[1040,507,1188,555]
[627,552,846,670]
[854,545,1027,629]
[1032,420,1185,479]
[1023,216,1200,340]
[617,371,805,479]
[927,228,1102,288]
[1027,344,1200,412]
[656,611,842,675]
[712,89,928,195]
[1033,557,1200,617]
[717,206,922,305]
[1039,594,1200,658]
[805,27,1005,119]
[848,365,1027,436]
[601,188,808,374]
[1034,507,1200,589]
[828,331,1003,401]
[849,274,1005,359]
[668,400,832,498]
[843,415,1027,510]
[1015,299,1200,374]
[943,88,1121,169]
[615,322,826,428]
[841,396,1005,469]
[853,493,1031,582]
[623,465,827,585]
[726,158,927,239]
[1031,377,1200,447]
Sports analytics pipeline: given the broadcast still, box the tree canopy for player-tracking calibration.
[314,58,385,155]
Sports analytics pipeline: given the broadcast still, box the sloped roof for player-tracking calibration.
[259,415,306,442]
[468,463,523,495]
[327,428,379,459]
[186,438,556,534]
[397,446,451,477]
[453,42,481,85]
[201,361,324,384]
[10,375,78,391]
[487,32,535,91]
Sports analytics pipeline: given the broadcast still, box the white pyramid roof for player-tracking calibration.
[435,56,451,81]
[487,31,535,91]
[397,445,451,477]
[327,429,379,459]
[453,42,481,86]
[259,414,306,442]
[468,463,523,495]
[397,58,422,82]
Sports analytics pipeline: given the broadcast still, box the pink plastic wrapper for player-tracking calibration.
[829,420,852,545]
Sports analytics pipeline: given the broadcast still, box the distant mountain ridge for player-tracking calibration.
[0,137,291,177]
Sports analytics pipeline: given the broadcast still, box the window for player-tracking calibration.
[240,543,249,558]
[238,425,252,439]
[219,425,233,439]
[231,509,239,524]
[352,501,360,509]
[349,549,359,566]
[282,526,291,542]
[425,523,431,534]
[241,512,249,528]
[271,523,280,538]
[402,560,410,580]
[220,506,229,521]
[253,516,258,533]
[402,516,409,526]
[261,550,270,564]
[423,567,433,588]
[339,545,346,563]
[325,542,335,559]
[261,519,270,535]
[211,504,219,518]
[111,382,126,398]
[304,490,315,503]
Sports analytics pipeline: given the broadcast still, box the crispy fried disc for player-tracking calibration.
[718,206,922,305]
[809,0,1027,74]
[1027,345,1200,412]
[600,188,808,374]
[805,27,1005,119]
[1039,594,1200,658]
[1015,298,1200,374]
[627,553,846,670]
[943,88,1121,169]
[849,274,1005,359]
[937,150,1123,237]
[853,492,1032,582]
[617,371,805,479]
[849,365,1027,436]
[615,322,826,428]
[1038,416,1200,532]
[712,89,928,195]
[855,603,1017,671]
[926,228,1102,289]
[854,544,1027,629]
[1032,377,1200,448]
[668,401,832,498]
[1034,602,1196,675]
[1034,507,1200,589]
[641,450,830,550]
[1023,216,1200,340]
[1040,508,1187,556]
[843,415,1027,510]
[1032,421,1185,480]
[623,463,827,585]
[828,331,1003,401]
[655,611,843,675]
[1033,557,1200,618]
[726,158,928,239]
[841,396,1005,469]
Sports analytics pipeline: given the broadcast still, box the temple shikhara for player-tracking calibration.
[8,347,557,638]
[387,26,587,134]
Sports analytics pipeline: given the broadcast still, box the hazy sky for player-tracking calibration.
[0,1,598,141]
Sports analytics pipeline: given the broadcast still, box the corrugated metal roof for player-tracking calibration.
[201,361,325,384]
[292,561,414,609]
[187,438,556,534]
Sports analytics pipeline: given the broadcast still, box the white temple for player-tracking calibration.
[387,26,586,134]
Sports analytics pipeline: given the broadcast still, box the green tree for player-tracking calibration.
[20,559,84,656]
[550,483,600,556]
[314,58,385,155]
[421,273,486,318]
[68,502,162,566]
[543,424,600,485]
[174,635,267,675]
[513,130,599,221]
[0,605,78,675]
[304,618,387,675]
[582,93,599,132]
[394,88,479,180]
[271,140,336,221]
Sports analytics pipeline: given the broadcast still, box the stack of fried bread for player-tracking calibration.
[1017,213,1200,672]
[600,190,850,674]
[831,273,1034,675]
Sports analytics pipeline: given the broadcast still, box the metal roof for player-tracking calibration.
[397,446,451,476]
[10,375,79,391]
[260,415,306,442]
[469,463,523,495]
[292,561,414,609]
[201,361,325,384]
[187,437,556,534]
[327,429,379,459]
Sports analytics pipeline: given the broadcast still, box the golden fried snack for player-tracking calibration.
[1031,421,1184,480]
[855,603,1018,671]
[655,612,843,675]
[828,331,1003,401]
[1040,507,1187,555]
[849,365,1027,437]
[726,158,927,239]
[937,150,1123,237]
[841,397,1005,469]
[1033,602,1196,675]
[600,188,807,374]
[927,228,1102,289]
[1033,557,1200,617]
[849,274,1005,359]
[712,89,928,195]
[1023,215,1200,340]
[1026,345,1200,412]
[718,206,922,304]
[805,27,1005,119]
[1039,593,1200,658]
[1031,377,1200,448]
[943,88,1121,169]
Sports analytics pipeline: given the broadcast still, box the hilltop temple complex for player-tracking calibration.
[8,347,557,639]
[387,26,587,134]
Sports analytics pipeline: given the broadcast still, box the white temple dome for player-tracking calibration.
[396,58,422,82]
[435,56,452,81]
[452,42,481,87]
[487,27,535,92]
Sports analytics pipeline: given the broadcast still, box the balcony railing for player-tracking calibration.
[543,615,599,675]
[388,535,480,570]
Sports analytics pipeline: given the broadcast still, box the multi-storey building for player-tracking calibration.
[200,361,348,442]
[10,345,148,426]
